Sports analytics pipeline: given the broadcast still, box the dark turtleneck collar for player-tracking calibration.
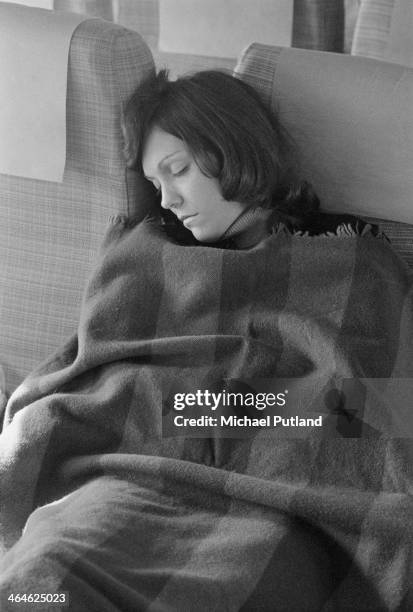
[220,206,276,248]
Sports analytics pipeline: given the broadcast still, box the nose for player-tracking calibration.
[160,184,182,210]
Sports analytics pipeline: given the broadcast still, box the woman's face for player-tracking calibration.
[142,127,248,243]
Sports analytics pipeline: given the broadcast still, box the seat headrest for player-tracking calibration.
[0,2,89,181]
[236,44,413,225]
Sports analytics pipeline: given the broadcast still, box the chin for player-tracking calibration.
[190,227,223,244]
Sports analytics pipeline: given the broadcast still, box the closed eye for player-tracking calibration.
[172,165,188,177]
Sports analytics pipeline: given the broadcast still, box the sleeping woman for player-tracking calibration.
[0,69,412,611]
[122,69,383,249]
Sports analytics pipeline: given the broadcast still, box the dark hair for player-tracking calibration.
[122,69,319,219]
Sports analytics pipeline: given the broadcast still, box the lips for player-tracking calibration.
[178,214,197,223]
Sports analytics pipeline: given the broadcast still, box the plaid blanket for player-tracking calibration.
[1,216,412,611]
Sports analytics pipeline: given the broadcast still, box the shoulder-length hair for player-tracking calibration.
[122,69,319,216]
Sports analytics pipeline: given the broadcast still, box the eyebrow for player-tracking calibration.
[143,150,185,180]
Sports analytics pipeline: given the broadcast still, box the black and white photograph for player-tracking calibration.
[0,1,412,610]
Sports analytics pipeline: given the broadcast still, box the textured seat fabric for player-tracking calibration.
[0,16,154,393]
[235,43,413,267]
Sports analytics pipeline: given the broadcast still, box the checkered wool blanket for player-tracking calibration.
[1,216,412,611]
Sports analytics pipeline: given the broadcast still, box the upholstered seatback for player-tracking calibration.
[235,43,413,267]
[0,14,154,392]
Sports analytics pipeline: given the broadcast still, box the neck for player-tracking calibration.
[221,207,274,248]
